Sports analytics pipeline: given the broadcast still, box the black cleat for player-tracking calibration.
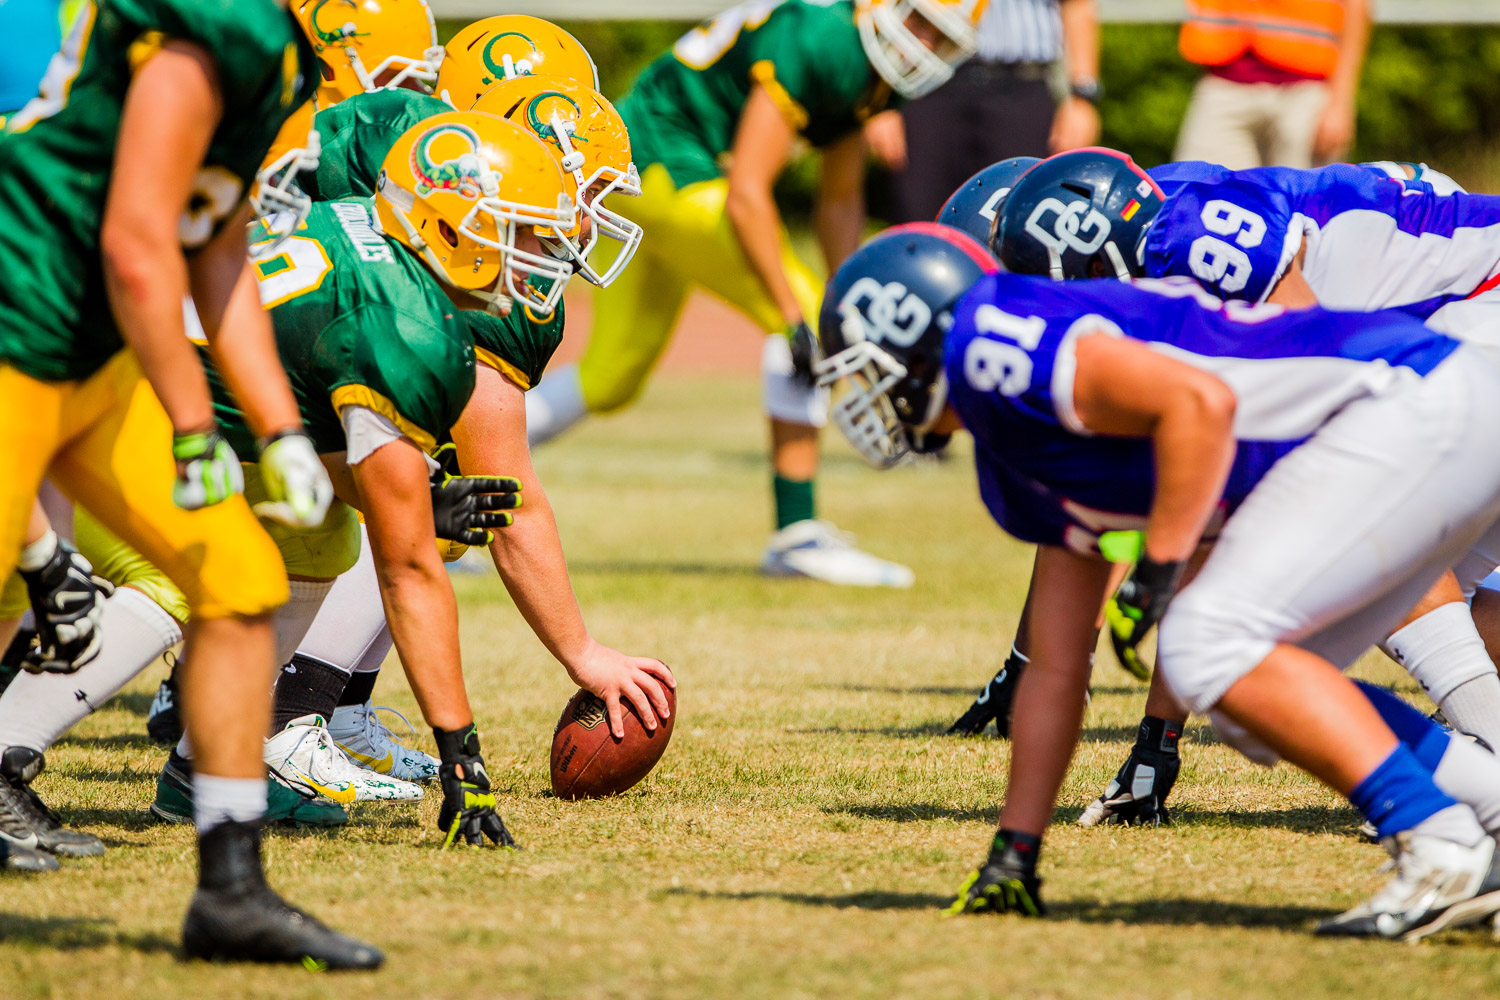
[948,842,1046,917]
[146,672,184,747]
[183,820,383,969]
[0,747,105,858]
[948,653,1025,737]
[1,839,59,872]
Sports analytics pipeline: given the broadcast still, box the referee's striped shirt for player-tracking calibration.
[978,0,1065,64]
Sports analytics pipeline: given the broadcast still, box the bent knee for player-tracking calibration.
[580,367,650,414]
[1157,589,1276,716]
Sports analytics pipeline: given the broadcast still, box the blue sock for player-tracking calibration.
[1348,745,1458,840]
[1355,681,1451,772]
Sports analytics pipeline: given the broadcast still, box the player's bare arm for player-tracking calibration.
[451,364,675,739]
[725,84,805,327]
[350,436,472,732]
[815,129,870,273]
[101,40,223,436]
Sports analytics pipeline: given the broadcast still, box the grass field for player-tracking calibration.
[5,374,1500,1000]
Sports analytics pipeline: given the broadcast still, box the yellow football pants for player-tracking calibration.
[578,164,825,414]
[0,351,287,621]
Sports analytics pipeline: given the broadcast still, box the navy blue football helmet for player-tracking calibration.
[815,223,998,467]
[991,147,1165,280]
[936,156,1041,246]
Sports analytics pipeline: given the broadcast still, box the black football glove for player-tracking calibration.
[19,538,115,675]
[434,725,519,850]
[1078,716,1183,827]
[948,647,1026,737]
[788,320,818,386]
[946,831,1045,917]
[429,444,522,547]
[1103,556,1185,681]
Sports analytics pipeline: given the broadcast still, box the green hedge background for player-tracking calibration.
[438,19,1500,213]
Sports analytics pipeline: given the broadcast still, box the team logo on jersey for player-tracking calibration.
[1025,198,1112,257]
[411,124,488,200]
[524,92,590,150]
[482,32,538,85]
[838,277,934,349]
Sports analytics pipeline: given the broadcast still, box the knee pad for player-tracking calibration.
[761,335,828,427]
[1157,588,1276,716]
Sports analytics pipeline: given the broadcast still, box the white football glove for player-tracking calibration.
[254,430,334,528]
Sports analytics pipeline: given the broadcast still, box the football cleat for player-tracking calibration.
[329,702,440,783]
[1316,831,1500,941]
[1,838,59,872]
[150,750,348,828]
[947,840,1046,917]
[0,747,105,858]
[948,654,1025,737]
[759,520,914,588]
[146,672,183,747]
[265,715,423,803]
[1078,719,1183,828]
[183,820,383,969]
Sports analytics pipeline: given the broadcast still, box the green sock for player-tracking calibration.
[773,475,816,530]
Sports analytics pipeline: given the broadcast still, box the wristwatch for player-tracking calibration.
[1070,78,1103,105]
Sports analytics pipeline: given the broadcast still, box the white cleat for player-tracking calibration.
[264,714,423,804]
[759,519,914,588]
[329,702,440,784]
[1316,831,1500,941]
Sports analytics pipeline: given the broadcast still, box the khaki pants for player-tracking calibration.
[1173,74,1332,170]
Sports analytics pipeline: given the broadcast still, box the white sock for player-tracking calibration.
[1438,676,1500,753]
[525,363,587,446]
[0,588,181,752]
[16,529,58,572]
[271,578,334,666]
[1434,735,1500,836]
[1384,602,1498,704]
[192,773,267,832]
[1409,802,1487,847]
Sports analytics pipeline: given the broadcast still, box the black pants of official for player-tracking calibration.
[890,61,1055,224]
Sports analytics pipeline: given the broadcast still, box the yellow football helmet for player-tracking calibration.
[290,0,443,106]
[855,0,986,99]
[434,16,600,110]
[471,78,642,288]
[376,111,577,317]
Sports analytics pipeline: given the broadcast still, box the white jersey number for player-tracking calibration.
[1187,200,1267,296]
[673,0,783,69]
[964,304,1046,397]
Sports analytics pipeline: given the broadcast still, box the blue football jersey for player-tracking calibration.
[1142,164,1500,324]
[945,273,1459,553]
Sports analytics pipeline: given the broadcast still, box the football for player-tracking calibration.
[550,684,677,800]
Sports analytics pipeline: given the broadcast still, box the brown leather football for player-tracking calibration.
[550,685,676,800]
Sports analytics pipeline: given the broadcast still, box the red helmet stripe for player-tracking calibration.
[887,221,1000,274]
[1052,145,1166,199]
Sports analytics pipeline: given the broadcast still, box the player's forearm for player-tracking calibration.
[1060,0,1100,85]
[726,184,804,325]
[378,552,472,731]
[1145,387,1236,562]
[487,486,593,670]
[1327,0,1370,107]
[103,242,216,433]
[814,194,865,275]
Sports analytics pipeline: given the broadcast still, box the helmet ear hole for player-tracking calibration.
[438,220,459,248]
[318,58,335,82]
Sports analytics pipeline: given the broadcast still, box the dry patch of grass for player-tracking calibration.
[4,377,1498,1000]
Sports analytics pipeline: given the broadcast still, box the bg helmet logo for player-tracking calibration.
[1025,198,1112,256]
[838,277,933,349]
[482,32,536,85]
[411,124,488,200]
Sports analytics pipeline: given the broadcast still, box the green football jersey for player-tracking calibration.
[208,199,476,457]
[463,301,565,392]
[304,89,451,202]
[0,0,315,382]
[619,0,883,188]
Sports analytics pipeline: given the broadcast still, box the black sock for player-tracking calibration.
[271,655,350,732]
[1136,716,1183,755]
[336,669,379,709]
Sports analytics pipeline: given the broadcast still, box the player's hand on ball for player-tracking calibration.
[429,444,522,546]
[1078,742,1180,827]
[1105,556,1185,681]
[433,725,518,850]
[171,427,243,510]
[254,429,334,528]
[566,640,675,739]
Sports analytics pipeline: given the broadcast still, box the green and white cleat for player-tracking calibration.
[151,750,348,827]
[329,702,439,783]
[265,715,423,803]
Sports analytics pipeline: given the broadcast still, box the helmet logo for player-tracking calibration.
[308,0,363,47]
[524,93,589,148]
[411,123,488,200]
[482,32,537,84]
[839,277,932,349]
[1025,198,1111,256]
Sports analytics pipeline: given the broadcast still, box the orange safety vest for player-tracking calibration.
[1179,0,1346,79]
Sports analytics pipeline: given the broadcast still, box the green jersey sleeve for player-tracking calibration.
[307,90,452,201]
[745,1,876,148]
[462,300,566,391]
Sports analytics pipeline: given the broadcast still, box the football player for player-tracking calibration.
[0,0,375,967]
[522,0,987,588]
[985,150,1500,827]
[817,224,1500,938]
